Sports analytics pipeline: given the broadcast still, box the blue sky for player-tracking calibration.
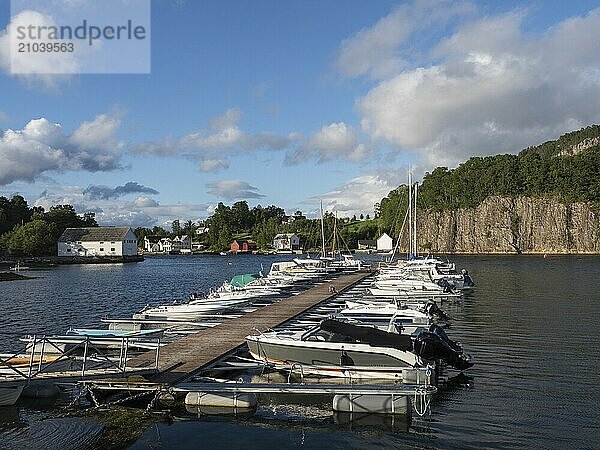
[0,0,599,227]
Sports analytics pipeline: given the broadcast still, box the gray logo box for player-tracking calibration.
[9,0,151,74]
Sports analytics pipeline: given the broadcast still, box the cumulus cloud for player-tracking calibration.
[0,10,78,89]
[286,122,371,164]
[0,113,123,185]
[83,182,159,200]
[337,0,475,79]
[133,196,159,208]
[136,108,295,171]
[353,5,600,167]
[206,180,265,200]
[310,169,406,218]
[181,108,244,150]
[34,188,208,227]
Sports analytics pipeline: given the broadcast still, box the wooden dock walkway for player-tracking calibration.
[130,270,373,385]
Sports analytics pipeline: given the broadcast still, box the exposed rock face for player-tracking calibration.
[413,196,600,253]
[557,136,600,157]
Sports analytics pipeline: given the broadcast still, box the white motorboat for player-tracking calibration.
[246,319,473,381]
[136,297,251,320]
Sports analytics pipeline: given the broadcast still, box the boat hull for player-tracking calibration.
[246,335,421,380]
[0,385,24,406]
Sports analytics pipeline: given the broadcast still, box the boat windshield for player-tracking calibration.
[303,328,357,343]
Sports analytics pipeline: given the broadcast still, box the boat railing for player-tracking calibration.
[0,334,161,382]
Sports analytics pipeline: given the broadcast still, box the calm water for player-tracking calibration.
[1,255,599,449]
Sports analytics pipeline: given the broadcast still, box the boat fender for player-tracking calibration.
[185,391,257,409]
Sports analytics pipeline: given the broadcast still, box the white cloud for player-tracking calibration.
[134,196,159,208]
[69,113,123,151]
[200,159,230,172]
[181,108,244,150]
[311,169,406,218]
[337,0,475,79]
[354,7,600,167]
[0,10,77,89]
[206,180,265,200]
[34,188,208,227]
[0,113,123,185]
[286,122,371,164]
[136,108,296,171]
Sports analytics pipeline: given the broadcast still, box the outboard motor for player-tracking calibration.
[425,301,451,322]
[461,269,475,287]
[412,326,474,371]
[436,278,454,293]
[428,324,462,353]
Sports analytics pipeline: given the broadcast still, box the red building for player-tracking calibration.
[230,239,257,253]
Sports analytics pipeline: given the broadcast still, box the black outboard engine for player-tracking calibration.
[461,269,475,287]
[413,325,474,371]
[425,300,451,322]
[436,278,454,293]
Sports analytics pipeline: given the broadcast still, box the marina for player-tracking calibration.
[0,254,599,449]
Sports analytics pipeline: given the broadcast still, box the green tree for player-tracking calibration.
[6,220,58,256]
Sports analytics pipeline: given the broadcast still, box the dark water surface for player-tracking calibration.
[1,255,599,449]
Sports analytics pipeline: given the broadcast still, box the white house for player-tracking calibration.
[172,235,192,252]
[377,233,393,252]
[143,236,163,253]
[273,233,300,251]
[58,227,138,257]
[158,237,172,253]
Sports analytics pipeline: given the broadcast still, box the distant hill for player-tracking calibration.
[519,125,600,159]
[379,124,600,228]
[377,125,600,254]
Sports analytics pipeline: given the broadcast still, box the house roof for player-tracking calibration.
[58,227,133,242]
[358,239,376,245]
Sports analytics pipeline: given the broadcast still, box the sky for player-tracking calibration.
[0,0,599,227]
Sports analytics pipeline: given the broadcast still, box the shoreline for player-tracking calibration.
[0,272,35,282]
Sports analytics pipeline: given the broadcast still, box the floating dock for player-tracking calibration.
[129,270,374,384]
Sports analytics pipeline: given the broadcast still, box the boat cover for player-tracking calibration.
[230,273,260,287]
[320,319,413,351]
[320,319,474,371]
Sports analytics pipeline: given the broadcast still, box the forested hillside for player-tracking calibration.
[379,125,600,234]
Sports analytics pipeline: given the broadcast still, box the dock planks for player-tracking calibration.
[130,270,373,385]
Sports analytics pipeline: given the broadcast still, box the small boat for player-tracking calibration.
[219,252,227,256]
[8,262,29,271]
[20,328,164,354]
[136,297,253,320]
[0,385,24,406]
[0,354,72,375]
[66,328,164,339]
[246,319,473,380]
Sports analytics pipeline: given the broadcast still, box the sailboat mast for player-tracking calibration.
[408,172,412,259]
[414,181,418,257]
[320,200,326,258]
[332,212,337,257]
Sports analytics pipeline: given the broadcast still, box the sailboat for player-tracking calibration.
[319,206,364,271]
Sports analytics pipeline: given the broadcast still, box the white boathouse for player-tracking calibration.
[376,233,393,252]
[273,233,300,251]
[58,227,138,257]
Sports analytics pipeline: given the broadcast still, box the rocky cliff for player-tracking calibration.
[413,196,600,254]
